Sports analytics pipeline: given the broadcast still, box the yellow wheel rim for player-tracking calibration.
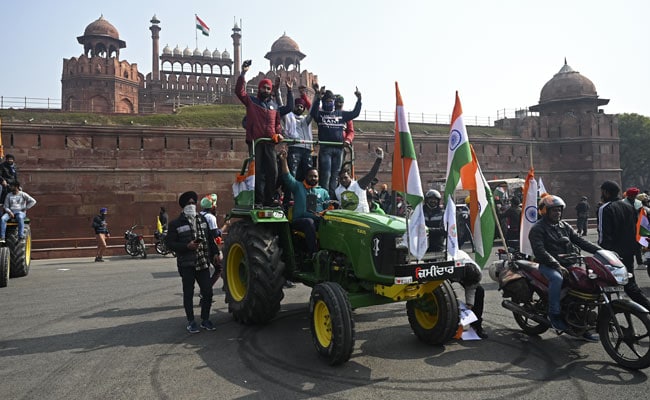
[414,295,439,330]
[313,300,332,347]
[226,243,247,301]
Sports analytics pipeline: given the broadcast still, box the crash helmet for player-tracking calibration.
[539,194,565,215]
[425,189,442,200]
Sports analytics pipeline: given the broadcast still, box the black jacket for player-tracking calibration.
[529,218,601,269]
[598,198,638,257]
[0,161,18,186]
[166,213,219,269]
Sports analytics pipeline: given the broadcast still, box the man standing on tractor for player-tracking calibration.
[334,147,384,212]
[0,181,36,244]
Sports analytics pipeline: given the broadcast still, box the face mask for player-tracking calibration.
[323,100,335,112]
[183,204,196,217]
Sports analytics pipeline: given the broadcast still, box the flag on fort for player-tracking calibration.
[636,206,650,247]
[393,82,427,260]
[445,92,496,267]
[520,168,538,256]
[196,15,210,36]
[460,146,496,267]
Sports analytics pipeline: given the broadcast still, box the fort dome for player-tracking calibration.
[270,34,300,52]
[84,15,120,39]
[539,60,598,104]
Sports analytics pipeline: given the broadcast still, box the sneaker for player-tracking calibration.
[200,320,216,331]
[549,314,568,332]
[0,238,5,244]
[18,237,25,242]
[580,332,599,342]
[283,280,295,288]
[186,320,200,334]
[94,257,104,262]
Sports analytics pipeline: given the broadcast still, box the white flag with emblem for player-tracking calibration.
[444,195,458,258]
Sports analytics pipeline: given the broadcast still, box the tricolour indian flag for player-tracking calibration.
[196,15,210,37]
[520,168,538,256]
[636,206,650,247]
[443,91,471,202]
[393,82,427,260]
[445,92,496,268]
[459,146,496,267]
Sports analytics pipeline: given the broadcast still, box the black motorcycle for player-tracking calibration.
[124,225,147,259]
[154,231,174,256]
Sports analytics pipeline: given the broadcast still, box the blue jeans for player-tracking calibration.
[1,211,26,239]
[539,264,563,315]
[318,145,342,197]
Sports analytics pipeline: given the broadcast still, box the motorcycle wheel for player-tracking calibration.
[125,241,138,256]
[513,292,549,335]
[599,305,650,370]
[155,240,167,255]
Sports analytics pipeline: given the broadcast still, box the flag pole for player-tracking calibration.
[194,14,198,50]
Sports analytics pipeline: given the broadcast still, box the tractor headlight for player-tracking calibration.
[395,235,408,249]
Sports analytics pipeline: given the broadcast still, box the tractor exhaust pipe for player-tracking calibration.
[502,300,551,327]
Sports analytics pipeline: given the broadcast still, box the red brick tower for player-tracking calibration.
[61,15,140,113]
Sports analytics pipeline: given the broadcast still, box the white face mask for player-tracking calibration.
[183,204,197,217]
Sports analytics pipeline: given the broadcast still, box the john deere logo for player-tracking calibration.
[372,237,380,256]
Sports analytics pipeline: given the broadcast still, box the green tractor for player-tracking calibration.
[0,218,32,288]
[223,139,470,365]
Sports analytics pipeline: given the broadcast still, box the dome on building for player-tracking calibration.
[203,48,211,57]
[162,44,172,55]
[173,45,182,56]
[183,46,192,57]
[193,47,202,56]
[271,34,300,52]
[212,48,221,59]
[84,15,120,39]
[539,60,598,104]
[221,50,230,59]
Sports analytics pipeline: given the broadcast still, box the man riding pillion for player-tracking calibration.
[528,194,602,341]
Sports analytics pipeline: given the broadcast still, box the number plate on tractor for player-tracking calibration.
[394,260,461,283]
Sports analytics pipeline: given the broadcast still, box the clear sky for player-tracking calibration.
[1,0,648,120]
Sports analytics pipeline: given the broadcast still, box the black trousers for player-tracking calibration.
[470,285,485,328]
[178,266,212,322]
[254,141,278,206]
[621,254,650,310]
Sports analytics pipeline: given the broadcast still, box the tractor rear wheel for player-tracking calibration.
[0,247,9,287]
[223,221,285,324]
[406,280,459,344]
[8,225,31,278]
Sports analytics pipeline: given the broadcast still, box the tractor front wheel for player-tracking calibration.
[309,282,355,365]
[406,280,459,345]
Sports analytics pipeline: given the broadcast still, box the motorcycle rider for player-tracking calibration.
[529,194,602,340]
[423,190,445,253]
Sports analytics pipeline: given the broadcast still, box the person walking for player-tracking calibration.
[92,206,109,262]
[575,196,590,236]
[598,181,650,310]
[166,191,221,333]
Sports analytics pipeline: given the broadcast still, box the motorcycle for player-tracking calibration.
[489,248,650,370]
[154,231,174,256]
[124,225,147,259]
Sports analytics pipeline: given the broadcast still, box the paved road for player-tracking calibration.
[1,241,649,399]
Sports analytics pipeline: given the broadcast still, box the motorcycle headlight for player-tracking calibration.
[395,235,408,249]
[609,265,629,286]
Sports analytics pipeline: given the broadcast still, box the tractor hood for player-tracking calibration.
[322,210,407,234]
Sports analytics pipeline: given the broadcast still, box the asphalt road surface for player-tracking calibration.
[2,239,649,399]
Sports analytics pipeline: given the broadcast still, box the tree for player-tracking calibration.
[619,113,650,190]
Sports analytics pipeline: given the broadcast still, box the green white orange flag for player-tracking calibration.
[636,206,650,247]
[393,82,427,260]
[443,91,472,202]
[520,168,538,256]
[196,15,210,36]
[459,146,496,267]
